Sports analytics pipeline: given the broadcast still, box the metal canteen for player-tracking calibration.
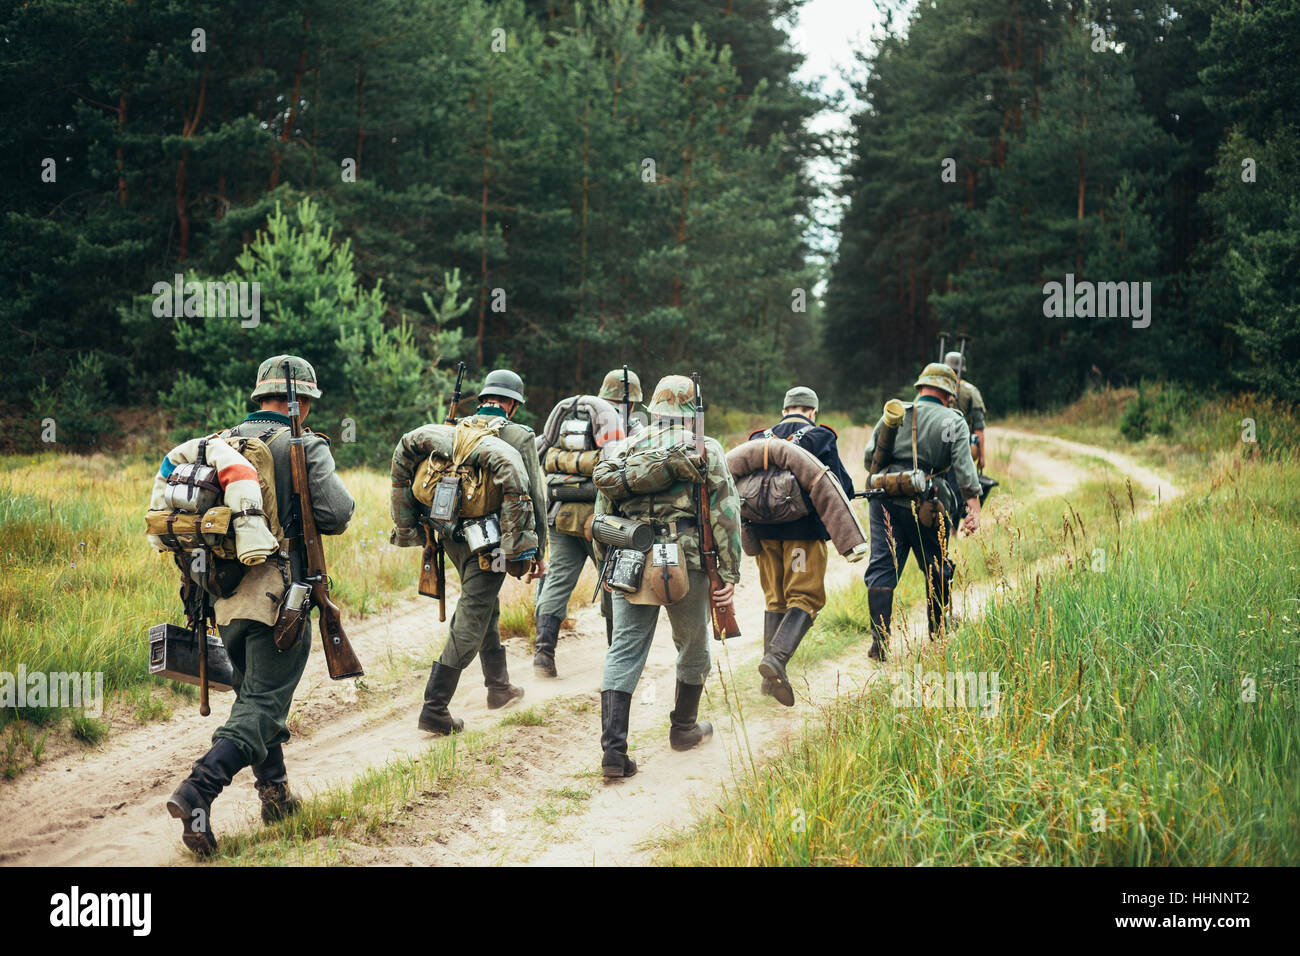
[460,514,502,555]
[163,463,220,513]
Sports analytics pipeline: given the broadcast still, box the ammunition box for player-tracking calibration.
[148,623,235,692]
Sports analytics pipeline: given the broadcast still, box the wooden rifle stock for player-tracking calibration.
[418,521,447,622]
[691,372,741,641]
[283,360,364,680]
[415,361,465,618]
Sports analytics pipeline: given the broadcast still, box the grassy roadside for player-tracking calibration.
[655,445,1300,864]
[0,455,416,769]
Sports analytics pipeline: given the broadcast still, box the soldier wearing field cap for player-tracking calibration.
[861,363,980,661]
[415,368,548,735]
[945,351,987,471]
[593,374,742,778]
[747,386,854,706]
[532,368,645,677]
[166,355,355,855]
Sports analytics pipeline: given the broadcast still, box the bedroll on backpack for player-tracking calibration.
[592,442,704,502]
[145,431,285,563]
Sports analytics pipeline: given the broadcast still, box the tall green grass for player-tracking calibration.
[0,453,417,738]
[659,455,1300,865]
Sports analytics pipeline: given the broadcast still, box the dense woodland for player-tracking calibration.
[825,0,1299,411]
[2,0,1295,463]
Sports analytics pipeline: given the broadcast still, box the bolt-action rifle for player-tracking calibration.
[419,361,466,621]
[691,372,741,641]
[282,360,364,680]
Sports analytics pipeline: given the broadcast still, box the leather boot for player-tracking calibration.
[600,690,637,778]
[760,610,783,696]
[758,608,814,707]
[481,648,525,709]
[251,743,301,824]
[867,587,893,661]
[166,737,247,856]
[668,681,714,751]
[532,613,562,678]
[418,661,465,735]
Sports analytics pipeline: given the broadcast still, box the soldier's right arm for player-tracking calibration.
[305,434,355,534]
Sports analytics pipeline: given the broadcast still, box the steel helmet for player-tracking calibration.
[479,368,526,404]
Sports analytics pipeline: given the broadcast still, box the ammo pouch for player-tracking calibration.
[146,506,239,559]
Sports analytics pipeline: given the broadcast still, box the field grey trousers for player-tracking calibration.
[602,570,712,694]
[535,530,597,622]
[438,539,506,671]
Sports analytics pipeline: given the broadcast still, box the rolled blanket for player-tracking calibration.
[148,435,279,565]
[535,394,625,457]
[726,438,869,561]
[391,423,538,560]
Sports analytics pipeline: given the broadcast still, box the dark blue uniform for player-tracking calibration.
[745,414,855,541]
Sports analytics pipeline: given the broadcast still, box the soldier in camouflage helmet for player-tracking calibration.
[592,374,743,778]
[533,368,645,678]
[166,355,355,855]
[860,363,980,663]
[944,351,987,471]
[413,368,549,736]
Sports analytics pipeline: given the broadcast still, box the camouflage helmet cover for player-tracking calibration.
[914,362,959,398]
[598,368,643,404]
[944,351,966,374]
[647,374,696,417]
[251,354,322,400]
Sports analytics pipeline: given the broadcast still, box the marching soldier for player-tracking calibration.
[747,386,854,706]
[594,375,742,778]
[533,368,644,677]
[861,363,980,662]
[416,369,548,735]
[945,351,987,472]
[166,355,355,855]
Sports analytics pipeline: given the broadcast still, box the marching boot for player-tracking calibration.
[867,587,893,661]
[600,690,637,778]
[668,681,714,751]
[759,610,784,696]
[758,609,814,707]
[251,743,302,824]
[532,612,562,678]
[418,661,465,735]
[166,737,247,857]
[481,648,525,709]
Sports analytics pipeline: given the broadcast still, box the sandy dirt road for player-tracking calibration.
[0,427,1180,866]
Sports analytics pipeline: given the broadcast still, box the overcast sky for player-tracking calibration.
[784,0,915,258]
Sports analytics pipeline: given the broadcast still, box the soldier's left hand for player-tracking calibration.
[711,582,735,607]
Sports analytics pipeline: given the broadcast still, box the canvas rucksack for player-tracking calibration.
[735,426,814,524]
[412,417,507,521]
[592,430,705,502]
[144,426,287,559]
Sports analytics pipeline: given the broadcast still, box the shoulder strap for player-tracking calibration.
[789,425,815,444]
